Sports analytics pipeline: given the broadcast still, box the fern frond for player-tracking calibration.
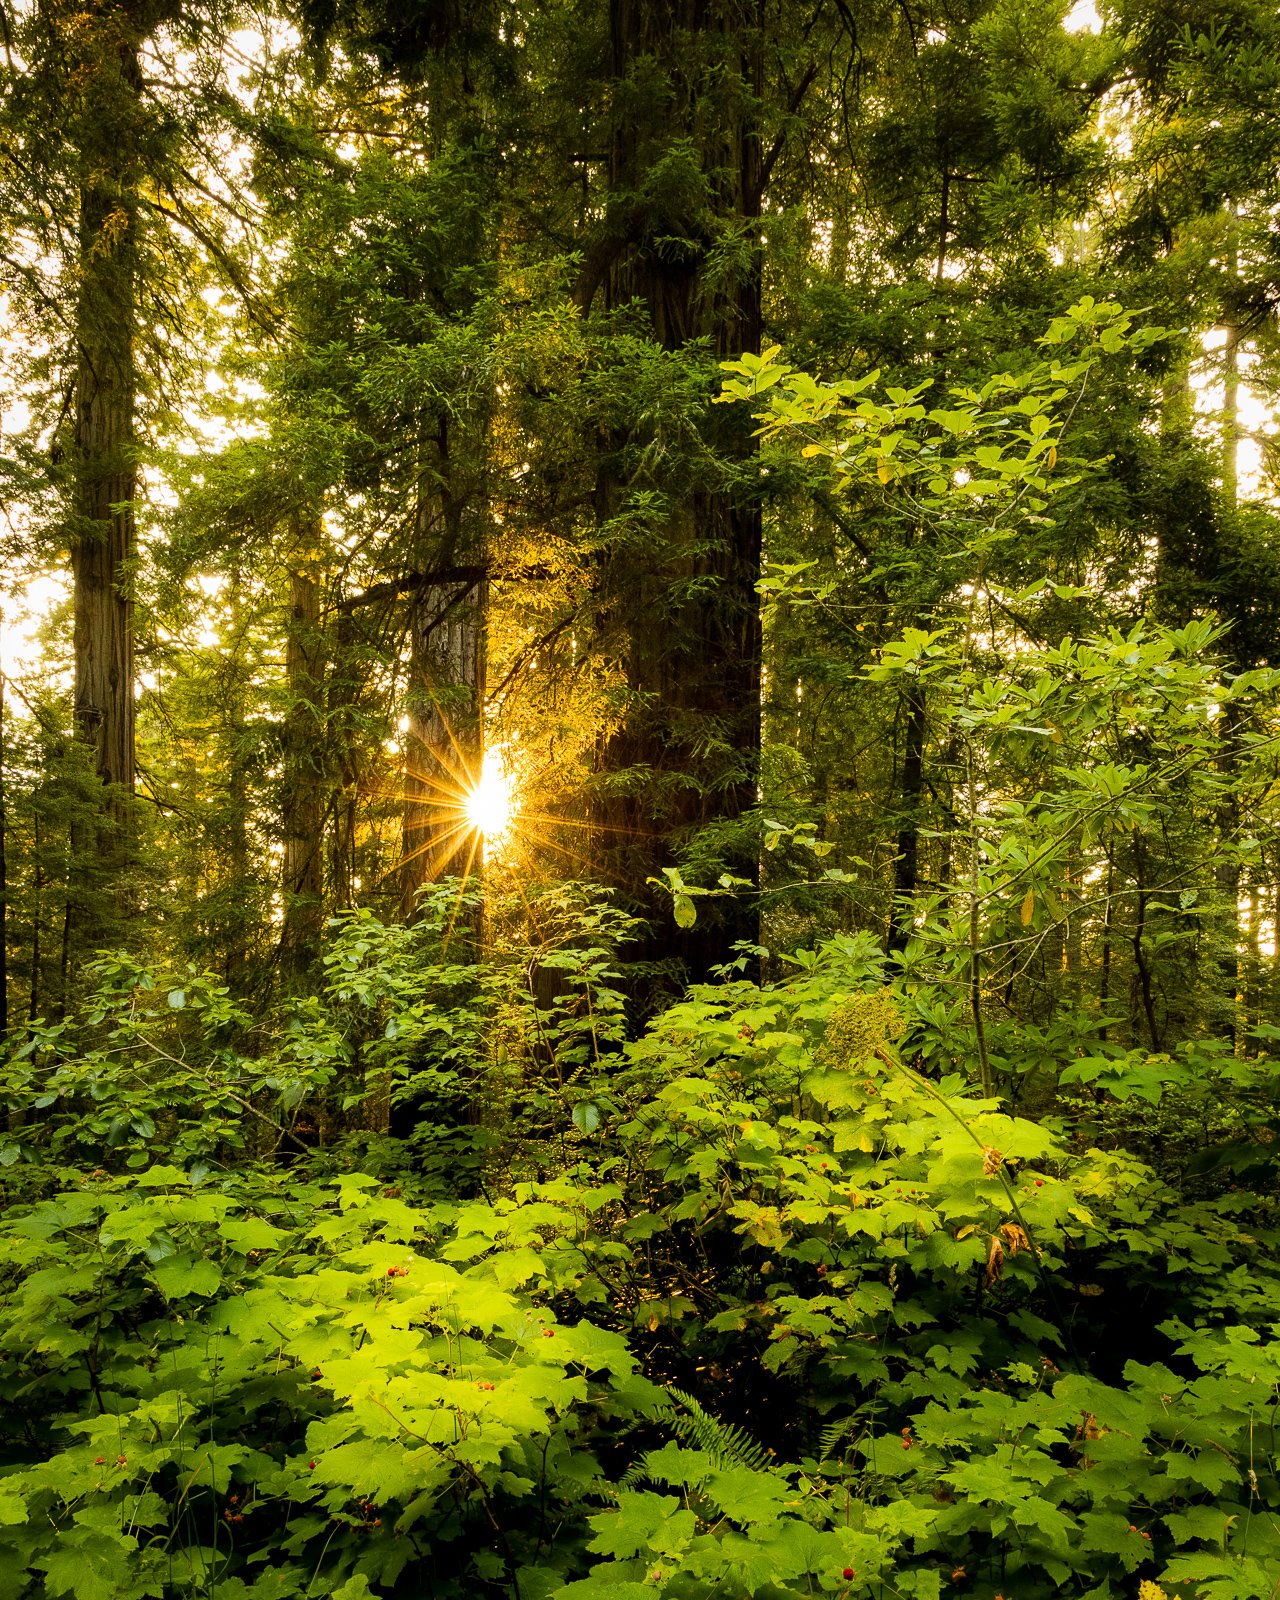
[817,1414,861,1461]
[664,1387,774,1475]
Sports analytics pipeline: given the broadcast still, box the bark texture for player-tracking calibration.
[281,529,327,973]
[583,0,773,987]
[70,5,143,808]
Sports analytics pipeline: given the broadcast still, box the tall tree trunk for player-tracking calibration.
[328,611,360,912]
[280,525,327,975]
[583,0,774,989]
[0,657,7,1037]
[1214,706,1241,1046]
[28,817,42,1026]
[1221,203,1240,511]
[70,7,140,814]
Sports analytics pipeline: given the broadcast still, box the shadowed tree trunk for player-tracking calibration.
[281,523,327,974]
[888,685,926,952]
[0,658,7,1036]
[582,0,783,989]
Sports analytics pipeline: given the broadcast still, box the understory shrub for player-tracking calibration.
[0,924,1276,1598]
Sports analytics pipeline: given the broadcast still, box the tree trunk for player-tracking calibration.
[328,611,361,912]
[0,658,7,1037]
[399,416,488,919]
[70,11,141,814]
[1222,203,1240,511]
[888,685,925,952]
[584,0,772,990]
[280,525,327,975]
[400,576,487,917]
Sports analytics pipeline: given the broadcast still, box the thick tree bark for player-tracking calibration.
[584,0,772,989]
[70,13,141,812]
[328,611,361,912]
[281,527,327,973]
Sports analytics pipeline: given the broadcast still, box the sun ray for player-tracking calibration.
[464,747,513,841]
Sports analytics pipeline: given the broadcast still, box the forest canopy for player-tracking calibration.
[0,0,1279,1596]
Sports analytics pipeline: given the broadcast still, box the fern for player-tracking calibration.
[660,1387,775,1475]
[817,1414,862,1462]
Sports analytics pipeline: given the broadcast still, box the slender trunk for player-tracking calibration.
[1058,837,1081,1012]
[1132,830,1161,1050]
[0,657,6,1036]
[828,185,850,284]
[888,685,925,952]
[1245,884,1261,1045]
[1099,841,1114,1040]
[28,819,41,1026]
[225,742,249,986]
[328,612,360,911]
[1222,322,1239,510]
[966,747,992,1098]
[1222,204,1240,511]
[1272,878,1280,1034]
[57,898,72,1020]
[1214,707,1241,1045]
[936,167,950,285]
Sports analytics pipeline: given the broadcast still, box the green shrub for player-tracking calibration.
[0,921,1276,1597]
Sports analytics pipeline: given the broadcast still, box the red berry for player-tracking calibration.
[542,1329,554,1338]
[816,1264,827,1276]
[308,1461,317,1470]
[94,1456,105,1466]
[842,1568,855,1580]
[1035,1179,1044,1187]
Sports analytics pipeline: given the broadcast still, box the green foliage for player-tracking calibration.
[0,1163,648,1600]
[2,909,1275,1597]
[2,1,1279,1594]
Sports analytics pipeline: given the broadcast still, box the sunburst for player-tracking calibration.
[465,747,513,842]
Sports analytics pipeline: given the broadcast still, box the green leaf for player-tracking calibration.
[35,1529,139,1600]
[572,1102,601,1135]
[153,1256,222,1299]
